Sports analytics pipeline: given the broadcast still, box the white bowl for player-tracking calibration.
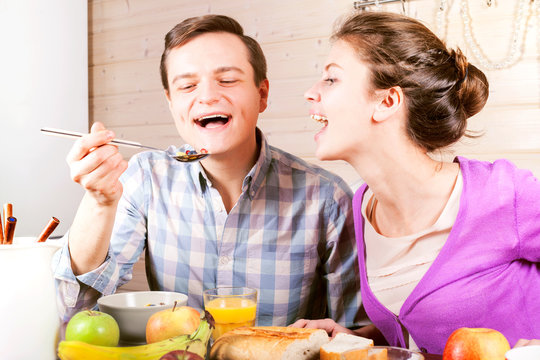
[505,345,540,360]
[97,291,188,344]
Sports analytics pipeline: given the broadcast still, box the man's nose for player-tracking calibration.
[198,80,220,104]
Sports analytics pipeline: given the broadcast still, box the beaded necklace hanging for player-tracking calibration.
[436,0,539,70]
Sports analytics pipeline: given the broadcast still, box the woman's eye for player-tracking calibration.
[324,78,336,85]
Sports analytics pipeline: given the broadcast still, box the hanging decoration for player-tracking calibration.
[437,0,539,70]
[436,0,449,40]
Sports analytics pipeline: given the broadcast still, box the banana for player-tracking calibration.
[57,317,212,360]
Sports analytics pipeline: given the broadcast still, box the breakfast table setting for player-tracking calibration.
[0,206,517,360]
[2,212,525,360]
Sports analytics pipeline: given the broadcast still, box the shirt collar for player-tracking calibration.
[177,128,272,199]
[243,128,272,199]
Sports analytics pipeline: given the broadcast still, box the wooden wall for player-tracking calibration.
[88,0,540,291]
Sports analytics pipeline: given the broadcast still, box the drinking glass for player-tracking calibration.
[203,287,257,340]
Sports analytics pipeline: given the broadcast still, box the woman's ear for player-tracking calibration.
[373,86,403,122]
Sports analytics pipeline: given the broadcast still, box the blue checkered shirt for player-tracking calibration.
[53,131,364,327]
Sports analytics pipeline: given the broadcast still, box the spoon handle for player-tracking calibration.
[40,128,161,151]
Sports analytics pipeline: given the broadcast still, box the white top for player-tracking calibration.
[361,171,463,349]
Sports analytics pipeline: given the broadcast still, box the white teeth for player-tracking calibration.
[311,114,328,125]
[198,114,229,121]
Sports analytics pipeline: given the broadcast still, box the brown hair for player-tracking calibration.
[160,15,267,91]
[333,11,489,151]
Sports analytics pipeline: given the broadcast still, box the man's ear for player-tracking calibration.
[164,89,173,110]
[373,86,403,122]
[258,79,270,113]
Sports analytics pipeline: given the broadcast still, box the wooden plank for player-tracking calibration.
[90,0,352,40]
[455,107,540,153]
[90,22,170,67]
[91,90,171,127]
[90,0,212,34]
[90,58,162,97]
[90,0,537,59]
[107,122,184,159]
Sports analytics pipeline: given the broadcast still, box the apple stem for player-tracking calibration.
[172,300,178,312]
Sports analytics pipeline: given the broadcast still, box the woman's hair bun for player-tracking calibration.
[450,48,489,119]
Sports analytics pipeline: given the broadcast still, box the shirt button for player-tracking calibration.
[219,256,229,265]
[420,347,427,353]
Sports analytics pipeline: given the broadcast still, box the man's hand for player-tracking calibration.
[66,122,129,275]
[66,122,128,206]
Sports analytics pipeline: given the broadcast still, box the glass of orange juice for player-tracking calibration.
[203,287,257,340]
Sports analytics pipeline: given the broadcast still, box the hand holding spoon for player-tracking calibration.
[41,128,209,162]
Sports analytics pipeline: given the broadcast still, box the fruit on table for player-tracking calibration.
[146,302,201,343]
[160,349,205,360]
[442,327,511,360]
[57,315,213,360]
[65,310,120,347]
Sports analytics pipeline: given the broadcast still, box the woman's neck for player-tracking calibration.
[354,146,459,237]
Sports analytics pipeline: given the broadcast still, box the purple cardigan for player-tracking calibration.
[353,157,540,355]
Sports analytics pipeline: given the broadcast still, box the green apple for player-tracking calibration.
[65,310,120,346]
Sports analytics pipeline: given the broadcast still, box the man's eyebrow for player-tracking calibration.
[171,72,196,84]
[215,66,244,75]
[170,67,245,84]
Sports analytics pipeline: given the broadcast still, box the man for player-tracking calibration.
[54,15,364,328]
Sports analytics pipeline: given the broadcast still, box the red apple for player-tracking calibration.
[65,310,120,346]
[443,327,511,360]
[146,303,201,343]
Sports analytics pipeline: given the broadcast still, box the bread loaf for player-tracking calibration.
[320,332,375,360]
[208,326,330,360]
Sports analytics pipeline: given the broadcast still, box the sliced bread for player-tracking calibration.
[320,332,375,360]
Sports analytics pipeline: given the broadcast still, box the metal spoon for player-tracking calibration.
[40,127,209,162]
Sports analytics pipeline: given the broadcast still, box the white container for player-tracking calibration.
[0,237,62,360]
[506,345,540,360]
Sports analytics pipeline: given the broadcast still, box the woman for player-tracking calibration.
[292,11,540,354]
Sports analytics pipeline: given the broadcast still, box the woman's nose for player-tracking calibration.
[304,83,320,103]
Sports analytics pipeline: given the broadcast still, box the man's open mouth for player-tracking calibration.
[195,114,231,128]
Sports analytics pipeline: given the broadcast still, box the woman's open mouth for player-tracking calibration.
[311,114,328,127]
[311,114,328,142]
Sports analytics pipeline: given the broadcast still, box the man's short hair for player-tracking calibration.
[160,14,268,91]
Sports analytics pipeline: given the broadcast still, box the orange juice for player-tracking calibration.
[205,297,257,339]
